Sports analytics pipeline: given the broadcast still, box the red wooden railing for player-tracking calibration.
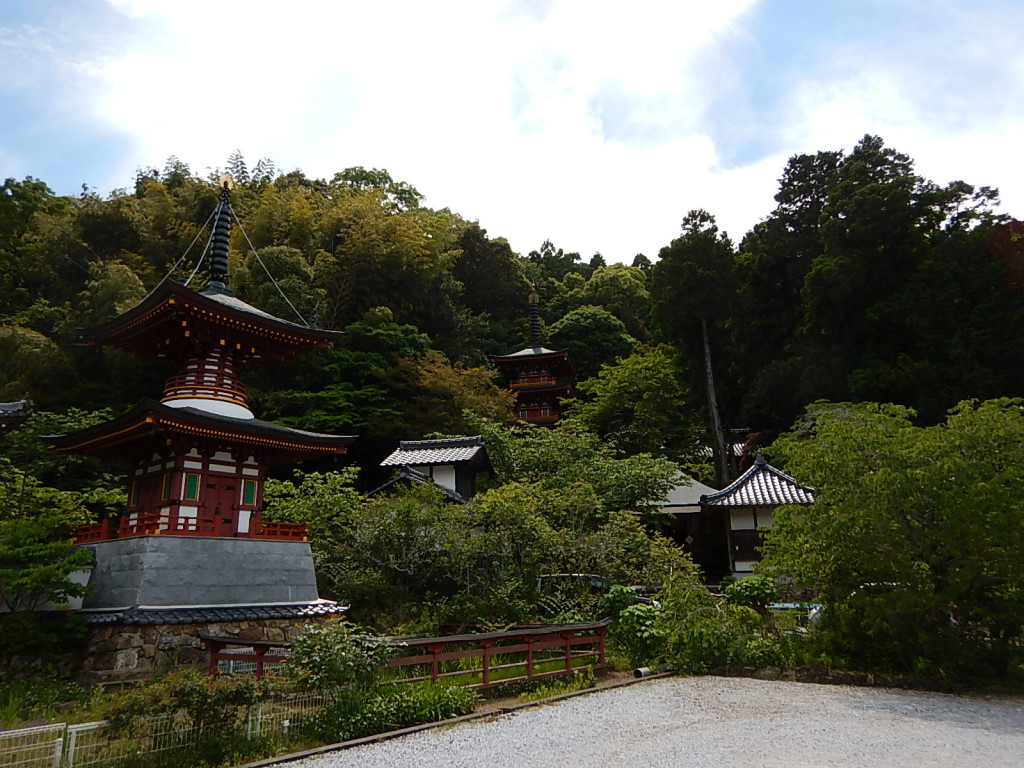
[386,620,610,690]
[202,621,610,687]
[73,516,309,544]
[251,521,309,540]
[119,512,220,537]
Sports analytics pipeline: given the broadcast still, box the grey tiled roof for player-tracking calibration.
[0,400,31,416]
[701,455,815,507]
[657,473,720,511]
[80,600,345,625]
[380,436,486,467]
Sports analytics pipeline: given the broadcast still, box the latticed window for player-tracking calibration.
[183,473,201,501]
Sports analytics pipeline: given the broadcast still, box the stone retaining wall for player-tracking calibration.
[78,615,337,684]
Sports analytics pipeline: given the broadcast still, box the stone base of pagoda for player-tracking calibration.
[78,536,321,609]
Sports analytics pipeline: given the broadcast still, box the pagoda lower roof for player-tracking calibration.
[85,279,341,364]
[79,600,346,626]
[46,398,353,461]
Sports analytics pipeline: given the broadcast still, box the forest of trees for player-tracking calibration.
[2,136,1023,685]
[2,135,1020,484]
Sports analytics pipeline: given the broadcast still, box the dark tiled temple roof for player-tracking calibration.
[0,400,31,416]
[380,435,488,467]
[80,600,346,625]
[368,466,468,503]
[700,455,816,507]
[85,279,341,361]
[46,398,353,460]
[0,400,31,431]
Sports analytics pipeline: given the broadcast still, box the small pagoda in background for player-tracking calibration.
[48,181,353,680]
[489,288,576,426]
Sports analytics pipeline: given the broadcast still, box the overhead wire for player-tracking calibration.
[228,204,310,327]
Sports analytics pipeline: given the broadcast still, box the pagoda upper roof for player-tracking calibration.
[85,279,341,364]
[700,455,816,507]
[489,346,577,377]
[491,345,568,360]
[46,398,353,463]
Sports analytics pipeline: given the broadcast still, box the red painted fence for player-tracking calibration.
[386,620,611,690]
[202,620,611,686]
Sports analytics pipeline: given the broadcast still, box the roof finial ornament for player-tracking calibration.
[528,283,541,351]
[204,177,234,296]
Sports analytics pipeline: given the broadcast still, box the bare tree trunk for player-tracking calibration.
[701,316,729,486]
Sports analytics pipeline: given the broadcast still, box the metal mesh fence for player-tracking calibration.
[2,696,329,768]
[63,714,200,768]
[213,646,289,676]
[247,692,330,739]
[0,723,64,768]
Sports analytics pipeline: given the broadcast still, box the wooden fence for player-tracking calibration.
[202,620,610,688]
[386,620,610,690]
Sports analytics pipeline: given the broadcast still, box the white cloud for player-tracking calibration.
[80,0,763,258]
[7,0,1023,260]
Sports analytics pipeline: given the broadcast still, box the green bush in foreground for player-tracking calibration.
[309,682,477,743]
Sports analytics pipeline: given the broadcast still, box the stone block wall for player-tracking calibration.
[78,615,337,684]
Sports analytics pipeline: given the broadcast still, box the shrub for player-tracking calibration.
[105,669,272,729]
[610,603,665,668]
[724,576,777,614]
[0,677,97,728]
[284,620,393,694]
[309,682,476,743]
[103,669,278,768]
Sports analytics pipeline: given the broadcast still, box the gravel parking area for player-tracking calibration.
[289,676,1024,768]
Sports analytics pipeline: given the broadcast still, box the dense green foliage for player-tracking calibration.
[3,137,1019,445]
[308,681,477,743]
[263,419,690,631]
[760,398,1024,685]
[1,136,1022,690]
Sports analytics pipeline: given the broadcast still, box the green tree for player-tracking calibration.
[761,399,1024,684]
[570,264,652,340]
[0,461,94,613]
[651,210,736,484]
[0,326,75,409]
[566,345,703,464]
[548,305,638,380]
[733,136,1009,428]
[261,468,363,556]
[471,417,677,514]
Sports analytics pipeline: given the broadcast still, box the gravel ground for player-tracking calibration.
[289,676,1024,768]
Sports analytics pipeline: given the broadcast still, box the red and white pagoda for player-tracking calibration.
[489,288,576,426]
[48,182,353,678]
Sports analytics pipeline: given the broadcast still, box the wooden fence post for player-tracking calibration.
[480,640,494,687]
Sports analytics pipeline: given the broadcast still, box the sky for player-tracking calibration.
[2,0,1024,262]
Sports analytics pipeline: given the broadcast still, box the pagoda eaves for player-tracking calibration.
[86,279,340,367]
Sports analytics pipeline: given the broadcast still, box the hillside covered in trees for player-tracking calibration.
[2,135,1021,486]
